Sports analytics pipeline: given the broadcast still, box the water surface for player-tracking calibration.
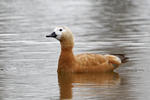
[0,0,150,100]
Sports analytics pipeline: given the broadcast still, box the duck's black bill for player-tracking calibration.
[46,32,57,38]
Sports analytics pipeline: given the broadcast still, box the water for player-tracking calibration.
[0,0,150,100]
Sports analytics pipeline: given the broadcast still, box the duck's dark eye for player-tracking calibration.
[59,29,63,31]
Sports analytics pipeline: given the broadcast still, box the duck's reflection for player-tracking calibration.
[58,72,120,99]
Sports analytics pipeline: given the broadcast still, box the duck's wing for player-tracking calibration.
[76,53,126,68]
[76,53,107,66]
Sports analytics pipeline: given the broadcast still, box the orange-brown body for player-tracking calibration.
[58,47,121,73]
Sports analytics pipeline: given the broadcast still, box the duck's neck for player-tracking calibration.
[60,39,75,59]
[60,47,75,60]
[58,42,76,72]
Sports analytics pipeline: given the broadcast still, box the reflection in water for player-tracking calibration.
[58,72,120,99]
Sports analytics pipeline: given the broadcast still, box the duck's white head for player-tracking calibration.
[46,26,74,48]
[46,26,64,40]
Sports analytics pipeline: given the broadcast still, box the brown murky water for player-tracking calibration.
[0,0,150,100]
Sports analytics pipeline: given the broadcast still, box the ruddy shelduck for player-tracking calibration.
[46,26,127,73]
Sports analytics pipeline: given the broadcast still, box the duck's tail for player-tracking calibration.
[111,54,128,63]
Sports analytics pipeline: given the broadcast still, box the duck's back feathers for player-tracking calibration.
[76,53,106,66]
[73,53,123,72]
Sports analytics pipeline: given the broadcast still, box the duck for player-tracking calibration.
[46,26,127,73]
